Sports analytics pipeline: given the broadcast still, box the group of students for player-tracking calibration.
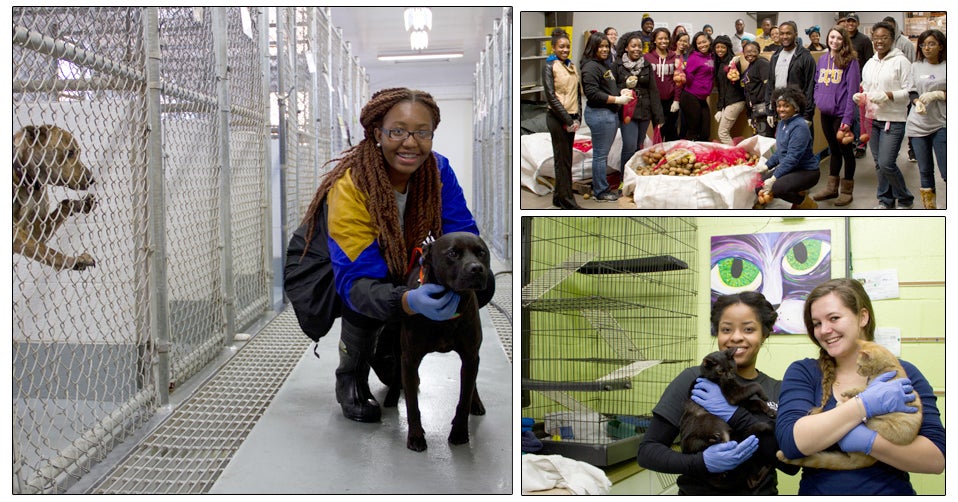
[541,14,946,210]
[638,279,945,495]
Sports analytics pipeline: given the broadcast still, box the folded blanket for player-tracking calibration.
[521,454,612,495]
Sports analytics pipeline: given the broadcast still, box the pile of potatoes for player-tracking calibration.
[635,148,761,177]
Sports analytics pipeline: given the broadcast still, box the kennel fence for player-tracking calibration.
[11,7,367,494]
[473,8,513,262]
[521,217,698,466]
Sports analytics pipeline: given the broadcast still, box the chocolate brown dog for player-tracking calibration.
[13,125,97,271]
[400,231,490,452]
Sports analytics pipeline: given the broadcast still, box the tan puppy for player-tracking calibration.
[13,125,97,271]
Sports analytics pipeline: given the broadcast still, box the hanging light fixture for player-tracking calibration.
[410,30,429,51]
[403,8,432,31]
[404,8,432,50]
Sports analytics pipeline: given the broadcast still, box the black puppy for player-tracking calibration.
[398,232,490,452]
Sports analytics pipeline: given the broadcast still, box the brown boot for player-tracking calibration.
[834,179,854,206]
[791,192,818,210]
[920,188,937,209]
[811,175,840,201]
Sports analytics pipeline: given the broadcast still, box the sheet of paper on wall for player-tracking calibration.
[874,327,902,357]
[852,269,900,300]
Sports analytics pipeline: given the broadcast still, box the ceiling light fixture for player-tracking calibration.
[410,30,429,51]
[377,51,464,62]
[403,8,432,32]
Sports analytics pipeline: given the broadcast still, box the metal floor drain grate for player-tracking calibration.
[91,272,513,494]
[91,310,310,494]
[489,271,513,362]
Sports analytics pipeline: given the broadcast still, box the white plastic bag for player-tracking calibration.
[621,136,775,208]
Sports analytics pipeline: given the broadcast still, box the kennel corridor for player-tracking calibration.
[72,263,513,494]
[12,6,513,494]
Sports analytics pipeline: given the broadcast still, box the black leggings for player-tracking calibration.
[820,113,857,179]
[759,169,820,204]
[659,98,681,141]
[680,91,711,141]
[545,111,576,200]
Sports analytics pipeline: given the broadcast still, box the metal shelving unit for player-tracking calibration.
[521,217,698,466]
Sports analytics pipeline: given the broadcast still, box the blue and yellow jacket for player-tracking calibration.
[327,152,478,321]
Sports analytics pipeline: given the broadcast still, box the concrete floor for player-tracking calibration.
[210,269,513,494]
[521,147,946,210]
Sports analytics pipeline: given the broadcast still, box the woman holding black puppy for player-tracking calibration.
[288,88,494,423]
[637,292,798,495]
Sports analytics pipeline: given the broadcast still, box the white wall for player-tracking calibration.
[432,97,475,211]
[536,11,847,48]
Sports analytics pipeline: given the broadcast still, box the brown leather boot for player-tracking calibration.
[791,192,818,210]
[920,188,937,209]
[811,175,840,201]
[834,179,854,206]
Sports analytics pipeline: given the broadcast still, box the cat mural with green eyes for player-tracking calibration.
[711,230,831,334]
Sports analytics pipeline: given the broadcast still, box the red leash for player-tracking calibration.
[406,246,426,286]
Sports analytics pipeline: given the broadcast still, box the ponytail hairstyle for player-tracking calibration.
[551,27,570,48]
[301,87,444,280]
[710,291,778,338]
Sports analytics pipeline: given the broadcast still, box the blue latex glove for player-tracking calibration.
[691,378,738,422]
[857,371,919,418]
[405,283,460,321]
[837,423,877,454]
[702,435,759,473]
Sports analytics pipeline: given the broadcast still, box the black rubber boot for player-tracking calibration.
[335,319,382,423]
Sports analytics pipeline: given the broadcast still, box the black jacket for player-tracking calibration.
[580,58,620,113]
[765,45,817,121]
[542,59,581,128]
[614,55,664,125]
[714,54,746,109]
[849,31,874,72]
[743,57,770,118]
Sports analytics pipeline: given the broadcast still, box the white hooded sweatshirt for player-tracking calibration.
[860,47,913,122]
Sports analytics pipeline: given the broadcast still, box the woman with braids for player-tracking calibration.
[775,278,944,494]
[292,87,494,423]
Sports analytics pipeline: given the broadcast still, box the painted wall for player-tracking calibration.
[433,97,475,210]
[556,11,840,48]
[696,216,945,495]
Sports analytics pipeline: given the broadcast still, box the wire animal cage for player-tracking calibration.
[521,217,698,466]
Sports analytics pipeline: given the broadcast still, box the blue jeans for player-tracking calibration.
[585,104,618,196]
[620,118,651,174]
[910,127,947,189]
[851,104,861,141]
[870,120,914,207]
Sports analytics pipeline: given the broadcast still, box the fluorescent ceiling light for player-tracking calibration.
[377,51,464,62]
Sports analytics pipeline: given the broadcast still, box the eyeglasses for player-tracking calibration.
[920,42,940,49]
[380,127,434,141]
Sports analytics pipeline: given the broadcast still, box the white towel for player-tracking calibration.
[521,454,612,495]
